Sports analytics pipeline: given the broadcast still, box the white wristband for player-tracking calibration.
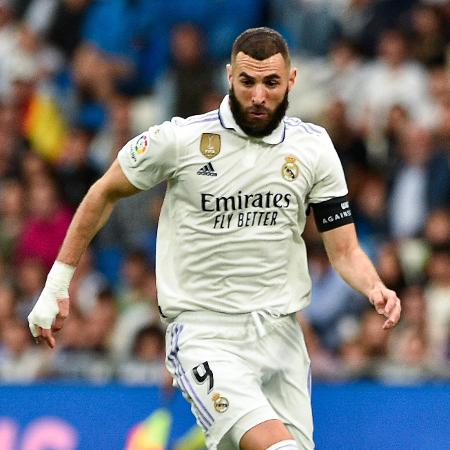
[45,261,76,298]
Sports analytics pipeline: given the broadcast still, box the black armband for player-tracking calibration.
[310,195,353,232]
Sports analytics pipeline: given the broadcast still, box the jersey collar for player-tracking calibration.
[218,95,286,145]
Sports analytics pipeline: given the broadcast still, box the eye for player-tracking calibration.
[240,78,254,87]
[265,79,280,88]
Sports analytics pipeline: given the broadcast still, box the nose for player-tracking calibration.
[251,84,266,105]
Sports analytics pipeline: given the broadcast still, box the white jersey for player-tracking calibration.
[118,96,348,319]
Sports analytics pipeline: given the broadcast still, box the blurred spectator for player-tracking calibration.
[0,178,26,262]
[0,0,19,100]
[89,94,135,172]
[358,309,389,366]
[69,249,108,315]
[0,281,17,327]
[424,208,450,248]
[31,0,91,59]
[339,337,371,380]
[303,242,363,352]
[424,246,450,367]
[377,104,411,166]
[22,0,59,36]
[72,42,134,105]
[111,251,158,359]
[387,124,450,238]
[117,324,166,385]
[375,242,407,293]
[409,3,448,67]
[84,289,117,352]
[14,178,73,268]
[351,170,388,256]
[14,258,46,320]
[155,23,216,120]
[95,188,161,284]
[19,150,54,186]
[51,290,116,382]
[289,39,365,122]
[322,99,368,173]
[2,22,63,102]
[360,29,432,134]
[0,319,49,382]
[298,313,344,381]
[337,0,417,56]
[0,101,28,176]
[378,285,430,383]
[55,126,100,209]
[116,250,157,312]
[269,0,342,56]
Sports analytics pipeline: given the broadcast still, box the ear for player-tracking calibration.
[226,63,232,88]
[288,67,297,91]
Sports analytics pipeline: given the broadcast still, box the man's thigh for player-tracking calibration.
[262,318,314,449]
[165,322,279,449]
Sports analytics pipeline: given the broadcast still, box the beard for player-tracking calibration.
[228,86,289,138]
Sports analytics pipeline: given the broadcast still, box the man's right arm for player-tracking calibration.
[28,159,140,347]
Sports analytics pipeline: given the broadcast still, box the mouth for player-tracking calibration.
[248,110,269,120]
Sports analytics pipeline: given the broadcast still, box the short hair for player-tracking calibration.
[231,27,290,65]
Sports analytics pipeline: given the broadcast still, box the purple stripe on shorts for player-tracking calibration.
[168,324,215,428]
[168,325,212,429]
[173,324,215,424]
[168,328,211,430]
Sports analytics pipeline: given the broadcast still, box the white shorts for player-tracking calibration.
[165,311,314,449]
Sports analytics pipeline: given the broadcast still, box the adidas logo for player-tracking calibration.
[197,162,217,177]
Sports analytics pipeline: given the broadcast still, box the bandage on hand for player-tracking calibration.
[27,261,75,348]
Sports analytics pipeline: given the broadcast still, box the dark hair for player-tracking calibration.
[231,27,290,65]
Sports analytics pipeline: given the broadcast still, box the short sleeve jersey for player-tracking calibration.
[118,96,348,319]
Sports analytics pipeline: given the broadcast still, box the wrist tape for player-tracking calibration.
[45,261,76,298]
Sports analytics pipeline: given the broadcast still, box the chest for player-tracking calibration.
[176,132,317,208]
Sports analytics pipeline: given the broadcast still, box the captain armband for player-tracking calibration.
[309,195,353,232]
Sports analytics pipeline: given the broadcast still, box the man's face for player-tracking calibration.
[227,52,296,138]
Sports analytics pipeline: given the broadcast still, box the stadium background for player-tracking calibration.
[0,0,449,449]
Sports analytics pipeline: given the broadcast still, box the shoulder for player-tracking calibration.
[164,110,221,141]
[283,116,337,159]
[283,116,325,137]
[171,110,220,128]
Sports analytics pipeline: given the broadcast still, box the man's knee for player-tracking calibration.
[266,440,299,450]
[238,417,294,450]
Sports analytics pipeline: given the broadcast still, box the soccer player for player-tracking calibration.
[28,28,401,450]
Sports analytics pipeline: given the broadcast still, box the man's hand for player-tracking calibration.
[28,289,70,349]
[30,298,70,349]
[27,261,75,349]
[368,286,401,330]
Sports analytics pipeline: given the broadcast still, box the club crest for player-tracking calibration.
[281,155,299,181]
[211,392,229,413]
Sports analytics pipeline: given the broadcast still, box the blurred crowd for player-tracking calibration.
[0,0,449,386]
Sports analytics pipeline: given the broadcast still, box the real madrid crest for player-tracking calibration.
[200,133,221,159]
[211,392,229,413]
[281,155,299,182]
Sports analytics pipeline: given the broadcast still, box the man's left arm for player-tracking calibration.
[320,223,401,329]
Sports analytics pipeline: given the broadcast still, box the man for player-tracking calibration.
[28,28,401,450]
